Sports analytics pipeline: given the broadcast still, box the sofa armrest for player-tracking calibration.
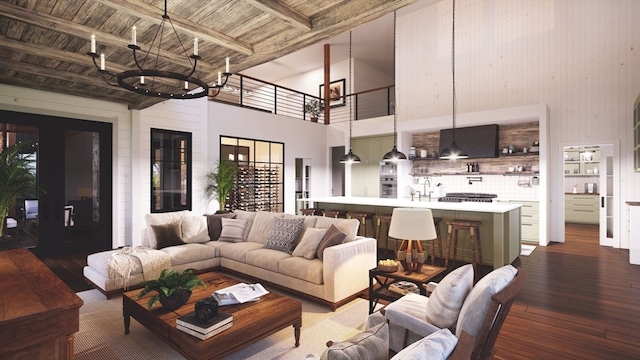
[322,237,377,303]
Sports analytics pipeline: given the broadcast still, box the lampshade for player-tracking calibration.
[439,140,468,160]
[340,149,361,164]
[382,145,407,162]
[388,208,437,240]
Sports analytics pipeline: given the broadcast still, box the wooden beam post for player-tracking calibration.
[324,43,331,125]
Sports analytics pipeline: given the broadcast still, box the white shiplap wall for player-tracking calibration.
[397,0,640,248]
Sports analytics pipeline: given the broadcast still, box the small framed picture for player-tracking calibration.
[319,79,346,108]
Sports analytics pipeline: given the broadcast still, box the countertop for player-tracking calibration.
[299,196,521,214]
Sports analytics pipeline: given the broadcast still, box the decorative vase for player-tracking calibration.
[159,289,192,310]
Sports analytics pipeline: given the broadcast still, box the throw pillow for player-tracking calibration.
[181,215,210,243]
[390,328,458,360]
[233,209,257,241]
[219,218,248,243]
[424,264,474,329]
[247,211,283,244]
[320,322,389,360]
[292,227,328,259]
[205,212,236,240]
[456,264,517,339]
[316,224,347,260]
[315,217,359,242]
[264,217,305,254]
[151,221,185,249]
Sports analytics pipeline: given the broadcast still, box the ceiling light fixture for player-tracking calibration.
[439,0,468,160]
[87,0,231,100]
[340,31,362,164]
[382,11,407,163]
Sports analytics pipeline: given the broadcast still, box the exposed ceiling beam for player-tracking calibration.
[94,0,253,55]
[0,1,214,70]
[244,0,311,31]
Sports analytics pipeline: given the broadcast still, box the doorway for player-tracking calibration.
[331,146,345,196]
[0,110,112,255]
[562,143,616,247]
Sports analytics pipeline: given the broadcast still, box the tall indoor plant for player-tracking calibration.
[205,158,238,212]
[0,142,37,238]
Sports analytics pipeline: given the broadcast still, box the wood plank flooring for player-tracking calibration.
[32,222,640,359]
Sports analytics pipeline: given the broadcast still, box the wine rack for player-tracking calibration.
[232,165,282,212]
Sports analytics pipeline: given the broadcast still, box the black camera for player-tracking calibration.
[194,297,218,323]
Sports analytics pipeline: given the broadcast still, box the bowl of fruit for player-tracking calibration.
[378,259,399,273]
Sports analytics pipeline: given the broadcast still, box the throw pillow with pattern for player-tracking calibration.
[264,217,305,254]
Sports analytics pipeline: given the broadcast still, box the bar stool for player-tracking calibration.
[425,217,443,265]
[374,213,396,258]
[347,211,375,237]
[323,210,346,218]
[444,219,483,271]
[300,208,324,216]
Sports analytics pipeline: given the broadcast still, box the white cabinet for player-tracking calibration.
[564,147,600,176]
[511,201,539,243]
[565,194,599,224]
[350,135,394,198]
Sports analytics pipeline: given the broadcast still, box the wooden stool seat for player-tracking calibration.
[300,208,324,216]
[426,217,443,265]
[347,211,375,237]
[323,210,346,218]
[445,219,483,271]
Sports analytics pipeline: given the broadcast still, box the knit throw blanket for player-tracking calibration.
[107,246,173,289]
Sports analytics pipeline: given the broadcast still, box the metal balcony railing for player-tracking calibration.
[209,73,394,124]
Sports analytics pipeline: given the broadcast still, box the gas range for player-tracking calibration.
[438,193,498,203]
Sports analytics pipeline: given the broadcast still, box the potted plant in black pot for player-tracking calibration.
[136,268,205,310]
[205,158,238,213]
[304,99,324,122]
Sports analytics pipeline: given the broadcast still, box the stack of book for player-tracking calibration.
[176,311,233,340]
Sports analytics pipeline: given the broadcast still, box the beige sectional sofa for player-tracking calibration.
[83,209,377,310]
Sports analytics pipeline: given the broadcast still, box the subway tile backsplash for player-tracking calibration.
[416,174,539,201]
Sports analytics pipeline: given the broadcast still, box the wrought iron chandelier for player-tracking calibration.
[87,0,231,100]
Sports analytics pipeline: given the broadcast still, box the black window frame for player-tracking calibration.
[151,128,192,213]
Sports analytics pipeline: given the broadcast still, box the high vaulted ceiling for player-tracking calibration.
[0,0,417,110]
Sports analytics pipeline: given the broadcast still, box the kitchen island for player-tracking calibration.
[298,196,521,269]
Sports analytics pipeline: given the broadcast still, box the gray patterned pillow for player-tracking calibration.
[264,217,305,254]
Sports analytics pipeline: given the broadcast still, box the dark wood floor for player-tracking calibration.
[34,222,640,359]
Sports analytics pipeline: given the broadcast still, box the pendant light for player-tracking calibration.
[340,31,361,164]
[382,11,408,162]
[439,0,468,160]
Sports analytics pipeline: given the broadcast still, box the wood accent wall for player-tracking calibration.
[410,121,540,175]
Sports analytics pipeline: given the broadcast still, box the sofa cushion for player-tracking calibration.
[247,211,282,244]
[278,256,324,284]
[390,328,458,360]
[233,210,257,241]
[456,265,517,339]
[205,212,236,240]
[145,210,190,249]
[425,264,474,328]
[264,217,305,254]
[181,215,210,243]
[292,227,328,259]
[151,221,185,249]
[320,322,389,360]
[219,218,248,243]
[316,224,347,260]
[219,242,264,263]
[87,249,143,277]
[315,217,359,242]
[245,248,292,272]
[160,243,218,266]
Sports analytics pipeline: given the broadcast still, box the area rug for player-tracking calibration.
[75,289,375,360]
[520,244,536,256]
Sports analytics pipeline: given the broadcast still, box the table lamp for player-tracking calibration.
[388,208,438,274]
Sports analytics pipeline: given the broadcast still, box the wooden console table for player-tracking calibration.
[0,249,84,359]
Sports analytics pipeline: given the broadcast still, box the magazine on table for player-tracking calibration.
[177,322,233,340]
[388,281,420,296]
[176,311,233,333]
[213,282,269,305]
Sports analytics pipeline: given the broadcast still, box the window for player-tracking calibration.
[151,129,191,212]
[220,136,284,212]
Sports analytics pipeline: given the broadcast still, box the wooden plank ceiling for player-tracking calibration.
[0,0,417,110]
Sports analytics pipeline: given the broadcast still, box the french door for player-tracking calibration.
[1,110,112,255]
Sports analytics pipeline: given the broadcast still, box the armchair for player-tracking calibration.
[384,264,526,360]
[23,199,38,220]
[64,205,75,227]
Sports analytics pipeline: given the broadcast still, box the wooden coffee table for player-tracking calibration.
[123,271,302,360]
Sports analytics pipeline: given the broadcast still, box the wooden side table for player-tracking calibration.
[368,265,445,314]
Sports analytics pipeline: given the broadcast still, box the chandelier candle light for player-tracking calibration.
[388,208,438,274]
[87,0,231,99]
